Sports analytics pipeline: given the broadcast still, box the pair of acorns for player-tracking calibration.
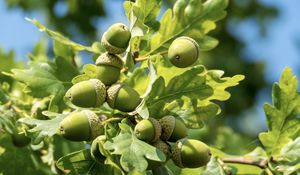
[134,116,211,169]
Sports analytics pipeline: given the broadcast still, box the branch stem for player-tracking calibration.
[221,157,268,169]
[103,117,123,124]
[134,50,168,62]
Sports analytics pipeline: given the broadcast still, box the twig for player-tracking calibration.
[134,50,168,62]
[221,157,268,169]
[102,117,123,125]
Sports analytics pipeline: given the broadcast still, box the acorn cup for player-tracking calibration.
[172,138,211,168]
[106,83,141,112]
[159,116,187,142]
[134,118,161,143]
[95,52,123,85]
[101,23,131,54]
[147,140,171,170]
[59,110,104,142]
[168,36,200,68]
[90,135,106,163]
[65,79,106,108]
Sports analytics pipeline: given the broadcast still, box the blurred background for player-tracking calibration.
[0,0,299,155]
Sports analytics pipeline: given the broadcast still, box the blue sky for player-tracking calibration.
[0,0,299,135]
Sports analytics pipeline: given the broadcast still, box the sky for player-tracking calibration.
[0,0,299,135]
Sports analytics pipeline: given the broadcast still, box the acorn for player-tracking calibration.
[59,110,104,142]
[159,116,187,142]
[101,23,131,54]
[11,132,31,147]
[65,79,106,108]
[147,140,171,170]
[168,36,200,68]
[106,83,141,112]
[95,52,123,85]
[31,99,50,120]
[172,138,211,168]
[134,118,161,143]
[90,135,106,163]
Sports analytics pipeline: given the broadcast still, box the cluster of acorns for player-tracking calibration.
[134,116,211,169]
[59,23,142,142]
[11,22,210,169]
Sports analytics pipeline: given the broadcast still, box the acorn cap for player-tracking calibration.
[159,116,187,142]
[59,110,104,141]
[168,36,200,68]
[152,140,171,159]
[172,138,211,168]
[65,79,106,108]
[95,52,123,69]
[101,23,131,54]
[134,118,162,143]
[106,83,141,112]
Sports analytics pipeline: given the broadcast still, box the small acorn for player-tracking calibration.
[31,99,50,120]
[134,118,161,143]
[147,140,171,170]
[159,116,187,142]
[101,23,131,54]
[59,110,104,142]
[90,135,106,163]
[11,132,31,147]
[106,83,141,112]
[172,138,211,168]
[65,79,106,108]
[168,36,200,68]
[95,52,123,85]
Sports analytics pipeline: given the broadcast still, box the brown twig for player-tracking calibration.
[221,157,268,169]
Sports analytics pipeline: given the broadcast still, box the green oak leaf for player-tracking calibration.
[259,67,300,157]
[202,157,225,175]
[273,137,300,175]
[104,123,166,172]
[124,0,161,37]
[9,57,78,111]
[56,149,122,175]
[0,106,17,134]
[147,0,228,55]
[26,18,101,53]
[19,113,64,143]
[0,135,50,175]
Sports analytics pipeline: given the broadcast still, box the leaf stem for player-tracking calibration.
[221,157,268,169]
[103,117,123,124]
[134,50,168,62]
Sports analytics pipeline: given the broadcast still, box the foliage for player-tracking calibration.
[0,0,299,175]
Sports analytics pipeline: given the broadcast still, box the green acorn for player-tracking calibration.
[11,132,31,147]
[101,23,131,54]
[59,110,104,142]
[168,36,200,68]
[90,135,106,163]
[147,140,171,170]
[95,52,123,85]
[173,0,188,22]
[106,83,141,112]
[65,79,106,108]
[172,138,211,168]
[159,116,187,142]
[134,118,161,143]
[31,99,50,120]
